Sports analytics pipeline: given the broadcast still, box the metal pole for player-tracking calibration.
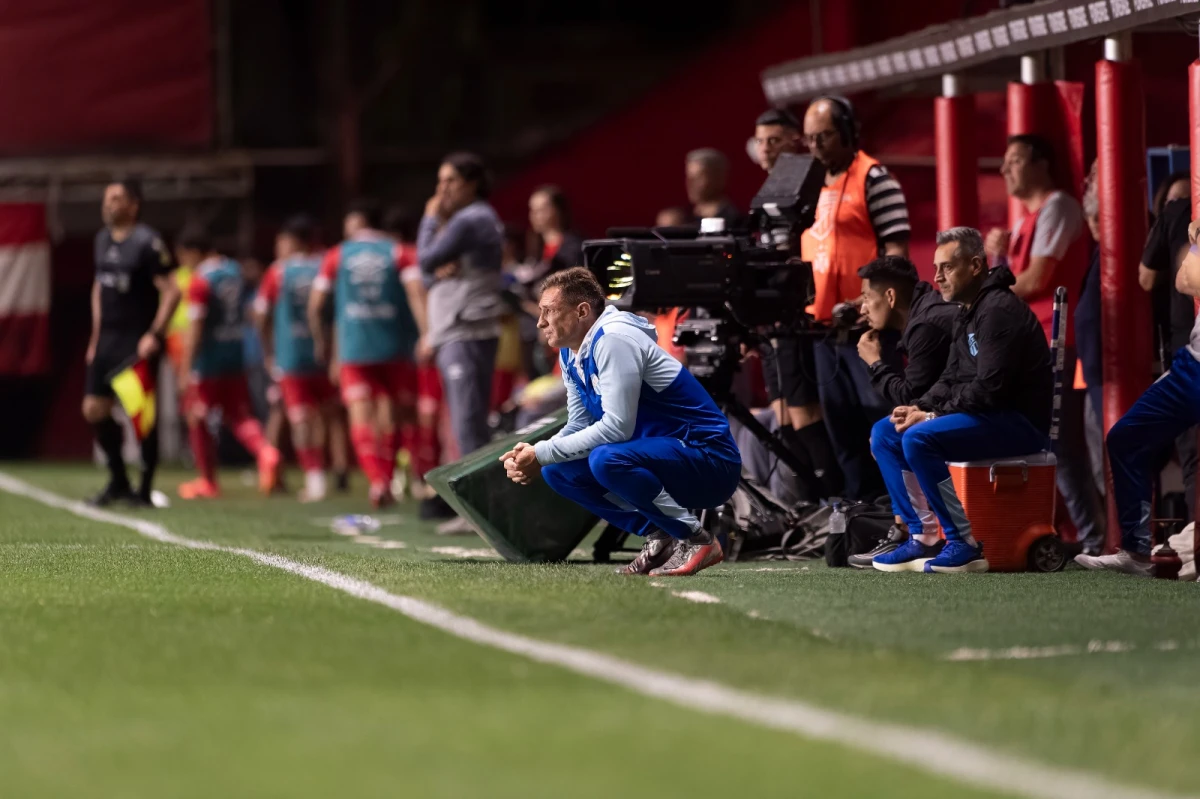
[1104,33,1132,64]
[942,73,962,99]
[214,0,234,149]
[1020,54,1045,85]
[809,0,823,55]
[935,73,978,230]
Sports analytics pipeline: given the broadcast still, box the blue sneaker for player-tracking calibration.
[872,538,943,572]
[923,540,989,573]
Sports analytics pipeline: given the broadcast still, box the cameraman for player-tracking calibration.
[749,107,841,501]
[856,255,957,407]
[801,96,912,500]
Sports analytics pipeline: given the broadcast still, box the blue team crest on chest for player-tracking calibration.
[968,332,978,357]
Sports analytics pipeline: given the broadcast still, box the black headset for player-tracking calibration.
[816,95,860,150]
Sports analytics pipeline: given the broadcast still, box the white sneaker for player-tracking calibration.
[299,470,327,503]
[1074,550,1153,578]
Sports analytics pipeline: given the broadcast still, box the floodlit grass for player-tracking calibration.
[1,463,1196,798]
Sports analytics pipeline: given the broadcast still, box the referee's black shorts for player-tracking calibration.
[85,333,140,399]
[760,336,818,407]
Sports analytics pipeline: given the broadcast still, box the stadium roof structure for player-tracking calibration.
[761,0,1200,104]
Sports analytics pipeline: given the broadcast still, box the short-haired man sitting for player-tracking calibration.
[501,267,742,577]
[849,255,957,567]
[869,228,1054,573]
[1076,218,1200,577]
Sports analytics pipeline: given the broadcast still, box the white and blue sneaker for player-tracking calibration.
[923,540,989,573]
[872,538,943,572]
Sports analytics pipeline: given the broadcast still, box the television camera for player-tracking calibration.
[582,151,825,401]
[581,153,831,518]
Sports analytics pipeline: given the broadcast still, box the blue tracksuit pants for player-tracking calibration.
[1107,349,1200,555]
[870,412,1049,542]
[541,438,741,540]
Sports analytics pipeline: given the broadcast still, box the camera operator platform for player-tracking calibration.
[801,96,913,501]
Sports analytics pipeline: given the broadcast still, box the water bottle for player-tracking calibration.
[824,499,848,567]
[829,499,847,536]
[331,514,381,536]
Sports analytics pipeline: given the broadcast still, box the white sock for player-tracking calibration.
[305,470,326,498]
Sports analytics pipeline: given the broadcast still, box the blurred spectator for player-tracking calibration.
[685,148,739,226]
[493,226,526,413]
[1140,172,1193,364]
[1076,220,1200,577]
[418,152,504,483]
[1138,173,1197,522]
[752,107,802,172]
[655,206,692,227]
[528,185,583,278]
[986,134,1102,554]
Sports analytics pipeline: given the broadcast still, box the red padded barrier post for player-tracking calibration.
[1096,58,1151,552]
[1006,81,1035,230]
[935,95,980,230]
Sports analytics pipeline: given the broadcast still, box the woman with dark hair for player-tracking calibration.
[527,185,583,280]
[418,152,505,484]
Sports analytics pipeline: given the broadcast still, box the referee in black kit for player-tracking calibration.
[82,180,179,507]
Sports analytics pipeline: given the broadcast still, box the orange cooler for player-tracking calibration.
[946,452,1065,572]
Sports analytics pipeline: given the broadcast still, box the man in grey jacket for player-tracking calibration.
[418,152,505,463]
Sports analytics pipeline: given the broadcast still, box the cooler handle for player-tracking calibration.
[988,460,1029,484]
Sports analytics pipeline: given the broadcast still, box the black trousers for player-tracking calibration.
[813,335,895,501]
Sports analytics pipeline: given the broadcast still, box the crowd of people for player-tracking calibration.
[80,95,1200,570]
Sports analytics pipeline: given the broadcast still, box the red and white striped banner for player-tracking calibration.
[0,203,50,375]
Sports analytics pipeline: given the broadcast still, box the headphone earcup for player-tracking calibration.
[819,95,859,149]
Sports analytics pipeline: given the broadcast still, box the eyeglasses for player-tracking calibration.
[802,130,839,148]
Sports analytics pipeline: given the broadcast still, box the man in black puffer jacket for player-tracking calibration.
[868,227,1053,575]
[848,255,958,568]
[856,255,958,408]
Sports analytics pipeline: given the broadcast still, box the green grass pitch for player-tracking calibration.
[0,463,1197,798]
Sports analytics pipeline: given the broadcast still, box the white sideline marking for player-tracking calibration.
[945,639,1190,662]
[428,546,501,559]
[0,472,1188,799]
[671,590,722,605]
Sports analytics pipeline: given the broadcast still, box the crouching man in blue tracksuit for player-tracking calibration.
[869,227,1054,573]
[1077,218,1200,578]
[500,267,741,576]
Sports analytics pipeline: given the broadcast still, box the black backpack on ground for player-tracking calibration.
[824,500,895,567]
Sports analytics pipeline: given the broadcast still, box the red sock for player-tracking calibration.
[296,446,324,472]
[350,424,380,484]
[378,429,401,485]
[230,415,267,457]
[413,422,440,479]
[490,368,515,413]
[188,423,216,483]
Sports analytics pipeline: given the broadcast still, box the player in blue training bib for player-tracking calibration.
[501,268,741,577]
[254,214,343,501]
[308,200,429,508]
[177,228,280,501]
